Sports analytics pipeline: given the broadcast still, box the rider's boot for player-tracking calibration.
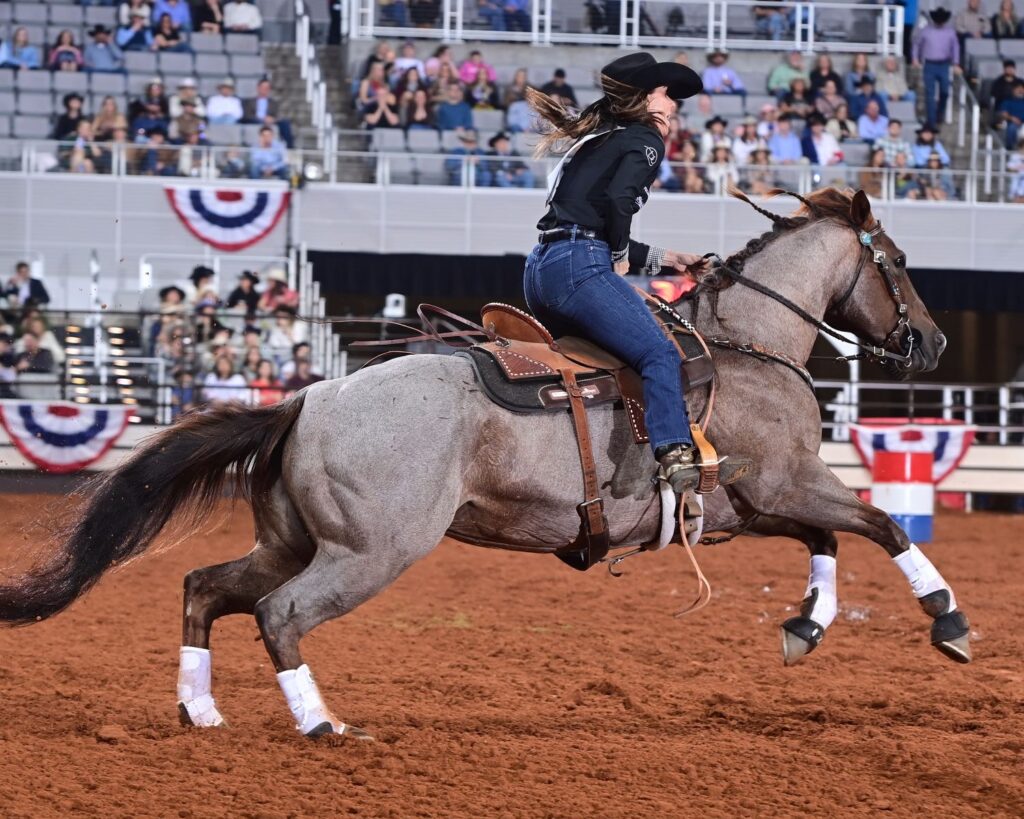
[655,442,752,494]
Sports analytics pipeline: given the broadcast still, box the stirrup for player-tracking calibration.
[657,445,700,492]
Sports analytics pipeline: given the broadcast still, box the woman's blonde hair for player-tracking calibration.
[526,74,659,157]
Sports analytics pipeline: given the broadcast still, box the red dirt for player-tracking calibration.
[0,493,1021,818]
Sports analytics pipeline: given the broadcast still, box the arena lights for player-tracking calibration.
[65,336,81,344]
[115,378,133,386]
[66,325,80,333]
[70,378,87,386]
[113,359,129,367]
[68,368,84,376]
[73,396,91,404]
[128,415,141,423]
[113,368,131,376]
[74,387,90,395]
[108,327,124,335]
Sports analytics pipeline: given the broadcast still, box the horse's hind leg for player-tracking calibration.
[177,543,306,727]
[737,450,970,664]
[743,515,839,665]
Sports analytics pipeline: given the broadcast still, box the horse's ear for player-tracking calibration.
[850,189,872,229]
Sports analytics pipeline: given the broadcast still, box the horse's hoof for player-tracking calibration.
[931,610,971,664]
[177,701,226,728]
[780,616,826,666]
[305,721,375,741]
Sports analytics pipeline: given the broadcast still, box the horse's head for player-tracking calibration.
[825,190,945,378]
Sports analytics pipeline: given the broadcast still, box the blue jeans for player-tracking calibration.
[923,60,950,127]
[523,232,693,452]
[756,12,786,40]
[1007,120,1021,150]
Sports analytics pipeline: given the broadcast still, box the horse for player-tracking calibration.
[0,188,968,739]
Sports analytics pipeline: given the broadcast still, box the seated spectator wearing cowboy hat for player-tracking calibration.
[485,131,534,188]
[226,270,260,313]
[732,115,761,165]
[911,122,951,166]
[170,77,206,119]
[445,130,491,186]
[186,264,217,305]
[257,268,299,312]
[116,8,155,51]
[699,115,728,161]
[84,25,124,73]
[206,78,244,125]
[701,50,746,96]
[848,75,888,121]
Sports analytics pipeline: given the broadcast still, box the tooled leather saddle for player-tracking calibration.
[457,300,718,572]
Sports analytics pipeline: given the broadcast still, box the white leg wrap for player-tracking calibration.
[893,543,957,611]
[277,664,341,735]
[177,646,225,728]
[804,554,838,629]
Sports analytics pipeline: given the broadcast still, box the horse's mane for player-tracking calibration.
[701,187,860,289]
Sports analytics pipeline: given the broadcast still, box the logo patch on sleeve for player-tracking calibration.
[645,146,658,166]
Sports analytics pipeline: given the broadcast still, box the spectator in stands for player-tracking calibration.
[14,333,55,375]
[69,121,104,173]
[249,359,284,406]
[187,264,217,305]
[410,0,441,27]
[403,88,435,129]
[826,101,858,142]
[997,80,1024,148]
[424,45,454,81]
[458,50,497,85]
[814,79,845,119]
[378,0,409,27]
[919,151,958,199]
[859,148,886,198]
[243,78,293,148]
[857,99,890,145]
[226,270,260,313]
[390,41,426,85]
[283,357,323,392]
[193,0,225,33]
[0,27,41,70]
[0,334,15,399]
[780,77,813,118]
[809,54,842,100]
[893,151,922,198]
[203,356,248,405]
[844,53,875,99]
[358,61,399,129]
[1008,134,1024,202]
[93,95,128,140]
[158,284,187,317]
[153,13,191,52]
[241,344,263,381]
[706,140,739,190]
[430,62,461,105]
[84,25,125,73]
[360,41,394,80]
[990,61,1019,114]
[207,78,244,124]
[768,51,810,98]
[258,269,299,312]
[802,112,843,166]
[170,77,206,119]
[665,114,693,159]
[436,82,474,131]
[700,115,728,162]
[118,0,153,28]
[249,126,290,180]
[674,140,708,194]
[3,262,49,309]
[503,67,529,108]
[505,96,535,133]
[913,8,961,128]
[22,317,65,367]
[117,8,155,51]
[222,0,263,33]
[129,79,170,133]
[732,116,760,165]
[744,143,778,195]
[169,369,197,418]
[395,66,426,107]
[279,341,310,380]
[752,0,787,40]
[170,98,205,141]
[267,307,306,365]
[849,76,888,121]
[540,68,577,108]
[485,132,533,188]
[956,0,990,59]
[445,130,490,186]
[53,93,88,141]
[875,55,915,104]
[152,0,193,32]
[701,50,746,96]
[49,30,85,72]
[139,126,178,175]
[875,118,914,165]
[465,67,501,109]
[503,0,531,31]
[990,0,1021,38]
[768,113,803,164]
[912,123,951,165]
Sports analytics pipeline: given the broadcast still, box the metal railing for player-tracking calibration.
[295,0,332,145]
[342,0,904,55]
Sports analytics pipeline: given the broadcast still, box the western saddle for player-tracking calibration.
[461,299,720,571]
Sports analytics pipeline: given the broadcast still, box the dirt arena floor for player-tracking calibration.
[0,491,1021,819]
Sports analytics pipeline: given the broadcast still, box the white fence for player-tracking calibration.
[341,0,904,55]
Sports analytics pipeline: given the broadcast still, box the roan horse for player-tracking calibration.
[0,189,969,739]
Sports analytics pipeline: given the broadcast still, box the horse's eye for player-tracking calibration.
[894,255,906,269]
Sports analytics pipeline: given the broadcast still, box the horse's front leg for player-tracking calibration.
[734,450,971,664]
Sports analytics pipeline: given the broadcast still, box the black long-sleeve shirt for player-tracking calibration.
[538,121,665,273]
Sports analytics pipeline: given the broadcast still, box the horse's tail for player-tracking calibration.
[0,392,307,626]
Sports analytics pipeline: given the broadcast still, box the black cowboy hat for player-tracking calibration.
[89,24,111,36]
[190,264,215,285]
[929,7,952,24]
[601,52,702,100]
[159,285,186,302]
[704,115,728,129]
[916,122,938,135]
[238,270,260,284]
[806,111,827,127]
[488,131,511,148]
[62,92,84,107]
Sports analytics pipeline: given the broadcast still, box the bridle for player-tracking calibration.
[701,219,917,372]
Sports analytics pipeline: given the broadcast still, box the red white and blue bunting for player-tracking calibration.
[165,188,291,252]
[849,422,976,485]
[0,401,133,473]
